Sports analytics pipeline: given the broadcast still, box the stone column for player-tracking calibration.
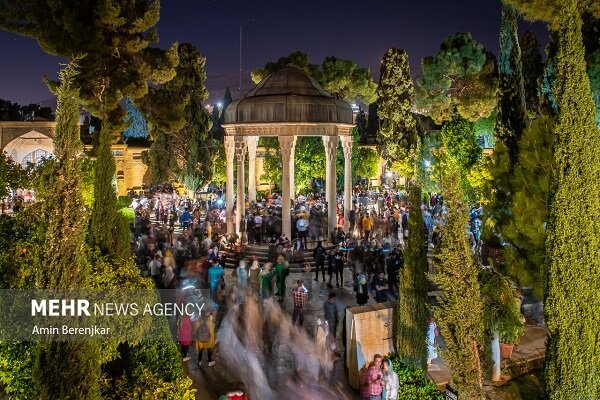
[246,136,259,203]
[235,138,247,236]
[225,136,235,235]
[289,143,296,201]
[341,135,353,232]
[323,135,339,238]
[279,135,297,240]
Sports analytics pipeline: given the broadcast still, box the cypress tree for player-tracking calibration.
[495,3,527,162]
[33,61,101,399]
[376,48,418,162]
[520,31,545,114]
[430,170,486,399]
[178,45,214,192]
[90,122,128,259]
[544,1,600,397]
[397,162,429,369]
[485,4,527,246]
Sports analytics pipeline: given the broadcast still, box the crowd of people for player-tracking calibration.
[125,183,485,399]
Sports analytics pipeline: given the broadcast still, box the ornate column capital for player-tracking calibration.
[278,135,297,159]
[340,135,353,159]
[224,136,236,159]
[323,135,339,161]
[234,137,247,162]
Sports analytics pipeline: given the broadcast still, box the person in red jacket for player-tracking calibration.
[178,315,193,362]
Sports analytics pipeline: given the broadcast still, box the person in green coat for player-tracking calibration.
[274,255,289,301]
[260,262,274,299]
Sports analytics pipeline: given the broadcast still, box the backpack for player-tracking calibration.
[197,315,211,341]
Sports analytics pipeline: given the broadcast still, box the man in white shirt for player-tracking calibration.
[149,254,162,286]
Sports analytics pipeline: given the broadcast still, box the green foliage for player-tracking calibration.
[430,171,486,399]
[320,56,378,104]
[33,342,101,400]
[251,51,377,103]
[354,146,380,180]
[441,117,482,173]
[473,112,497,149]
[80,158,96,208]
[90,125,128,259]
[212,140,227,185]
[502,117,553,298]
[251,51,321,84]
[503,0,600,29]
[0,98,53,121]
[144,43,215,189]
[376,48,418,162]
[39,61,89,289]
[259,137,283,188]
[0,152,26,200]
[495,4,528,163]
[520,31,545,114]
[416,33,498,124]
[387,354,444,400]
[0,341,36,398]
[127,371,196,400]
[588,49,600,128]
[397,182,429,369]
[480,268,524,344]
[465,155,493,205]
[543,1,600,397]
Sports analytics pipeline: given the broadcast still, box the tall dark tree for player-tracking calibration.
[32,61,101,400]
[495,4,528,162]
[376,48,418,162]
[355,109,367,142]
[520,31,545,114]
[485,3,528,247]
[397,175,429,369]
[507,1,600,397]
[144,43,214,190]
[177,45,214,192]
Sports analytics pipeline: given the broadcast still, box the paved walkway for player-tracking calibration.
[183,269,362,400]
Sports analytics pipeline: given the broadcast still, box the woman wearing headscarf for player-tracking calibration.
[274,255,289,301]
[248,259,261,295]
[354,273,369,306]
[381,358,399,400]
[259,262,274,299]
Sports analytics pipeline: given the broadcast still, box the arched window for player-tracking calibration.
[21,149,52,166]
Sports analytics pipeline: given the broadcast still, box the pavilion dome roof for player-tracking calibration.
[223,66,353,125]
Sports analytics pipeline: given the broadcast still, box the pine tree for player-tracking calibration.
[376,48,418,162]
[430,170,486,400]
[502,117,554,299]
[33,61,101,400]
[415,33,498,125]
[520,31,545,114]
[544,1,600,397]
[397,162,429,369]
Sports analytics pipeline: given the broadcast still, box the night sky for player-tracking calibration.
[0,0,549,106]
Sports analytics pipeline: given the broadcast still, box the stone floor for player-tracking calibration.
[184,270,363,400]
